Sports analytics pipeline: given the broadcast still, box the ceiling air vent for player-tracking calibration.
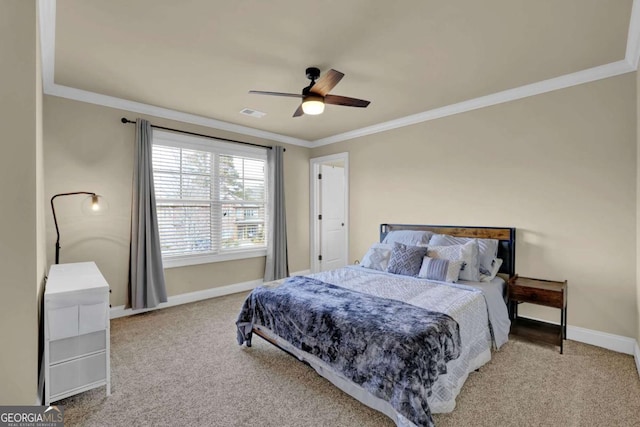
[239,108,266,118]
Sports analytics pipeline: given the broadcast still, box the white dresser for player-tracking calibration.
[44,262,111,405]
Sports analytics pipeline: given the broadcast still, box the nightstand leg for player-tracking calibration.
[560,307,565,354]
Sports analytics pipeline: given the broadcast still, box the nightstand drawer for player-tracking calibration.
[509,284,563,308]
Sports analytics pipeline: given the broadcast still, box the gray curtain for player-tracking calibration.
[264,146,289,281]
[128,119,167,309]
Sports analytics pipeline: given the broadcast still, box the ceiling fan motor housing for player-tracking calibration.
[306,67,321,81]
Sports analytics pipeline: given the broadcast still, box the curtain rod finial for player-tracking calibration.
[121,117,130,124]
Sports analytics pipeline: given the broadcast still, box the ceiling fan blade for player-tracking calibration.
[249,90,304,98]
[324,95,370,108]
[309,69,344,96]
[293,104,304,117]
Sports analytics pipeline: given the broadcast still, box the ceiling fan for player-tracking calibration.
[249,67,370,117]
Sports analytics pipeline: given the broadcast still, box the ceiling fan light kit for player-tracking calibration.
[302,95,325,115]
[249,67,370,117]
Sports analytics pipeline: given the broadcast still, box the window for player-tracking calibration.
[151,131,268,268]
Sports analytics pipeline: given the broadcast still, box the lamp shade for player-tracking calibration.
[302,95,325,115]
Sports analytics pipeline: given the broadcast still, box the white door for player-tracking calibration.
[319,164,346,271]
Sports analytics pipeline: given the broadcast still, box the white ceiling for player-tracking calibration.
[42,0,638,146]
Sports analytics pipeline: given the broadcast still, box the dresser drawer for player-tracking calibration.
[48,306,79,340]
[50,352,106,398]
[79,302,107,335]
[50,331,106,364]
[509,284,563,308]
[47,301,108,340]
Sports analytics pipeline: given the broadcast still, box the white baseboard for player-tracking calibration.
[567,325,636,355]
[110,270,311,319]
[520,315,636,355]
[635,342,640,378]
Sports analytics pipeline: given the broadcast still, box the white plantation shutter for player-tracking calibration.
[151,131,267,266]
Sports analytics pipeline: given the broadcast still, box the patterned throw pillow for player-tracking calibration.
[386,242,428,277]
[418,257,464,283]
[360,243,393,271]
[427,240,480,281]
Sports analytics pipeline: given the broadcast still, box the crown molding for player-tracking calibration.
[38,0,640,149]
[626,0,640,69]
[38,0,55,89]
[46,83,312,147]
[312,60,634,147]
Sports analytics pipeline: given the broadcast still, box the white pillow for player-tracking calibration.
[427,240,480,281]
[418,256,463,283]
[360,243,392,271]
[480,258,503,282]
[429,234,498,276]
[382,230,433,247]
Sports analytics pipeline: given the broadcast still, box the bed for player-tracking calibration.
[236,224,515,427]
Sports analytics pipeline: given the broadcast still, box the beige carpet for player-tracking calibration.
[58,292,640,426]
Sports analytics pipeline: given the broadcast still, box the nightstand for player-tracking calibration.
[508,274,567,354]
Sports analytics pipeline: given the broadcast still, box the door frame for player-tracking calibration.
[309,152,349,273]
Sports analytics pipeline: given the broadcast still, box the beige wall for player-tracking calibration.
[0,0,45,404]
[43,96,310,307]
[312,73,637,339]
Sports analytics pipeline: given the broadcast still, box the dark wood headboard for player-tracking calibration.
[380,224,516,277]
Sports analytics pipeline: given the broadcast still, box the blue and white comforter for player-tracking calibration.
[237,275,462,427]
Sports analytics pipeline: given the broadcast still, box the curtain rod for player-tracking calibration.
[120,118,284,151]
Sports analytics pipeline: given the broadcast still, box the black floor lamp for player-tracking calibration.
[50,191,101,264]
